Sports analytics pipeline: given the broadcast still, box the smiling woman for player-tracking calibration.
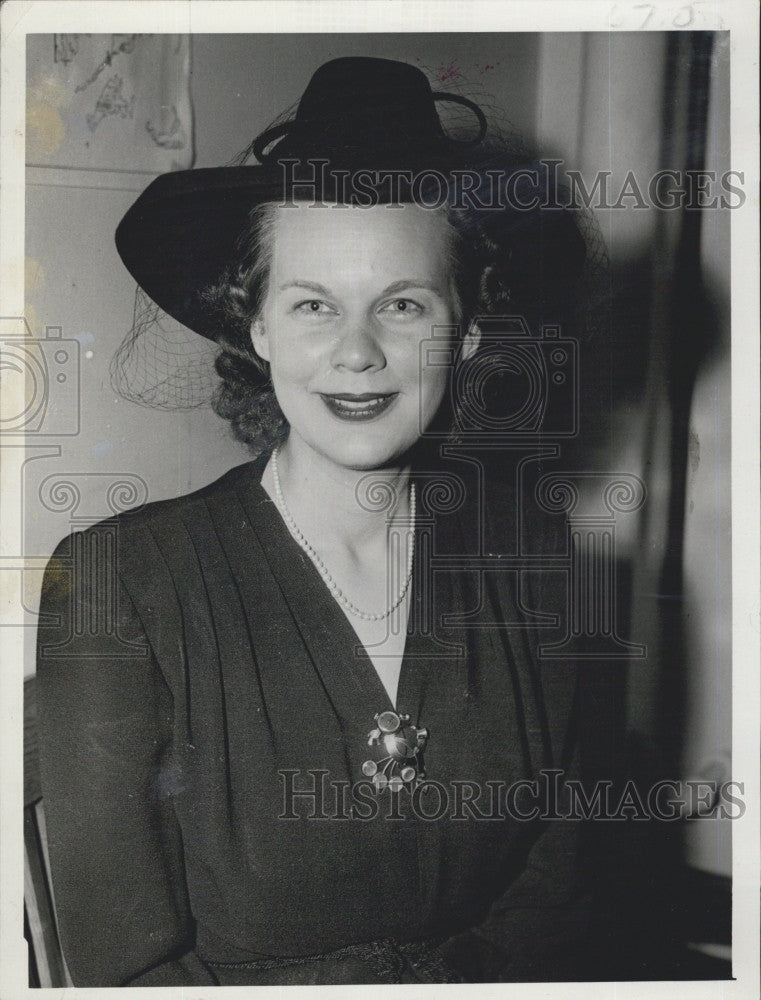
[36,56,592,986]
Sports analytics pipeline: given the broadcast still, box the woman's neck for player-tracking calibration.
[261,435,412,556]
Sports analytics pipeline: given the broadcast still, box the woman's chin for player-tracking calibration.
[307,436,416,472]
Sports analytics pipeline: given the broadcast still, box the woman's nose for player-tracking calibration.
[329,318,386,372]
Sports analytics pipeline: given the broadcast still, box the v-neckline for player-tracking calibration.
[235,458,423,722]
[261,469,415,713]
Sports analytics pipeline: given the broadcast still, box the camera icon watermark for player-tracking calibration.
[0,317,80,436]
[420,315,579,439]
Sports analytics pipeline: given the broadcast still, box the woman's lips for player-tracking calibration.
[319,392,398,421]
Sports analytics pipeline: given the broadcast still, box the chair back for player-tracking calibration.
[24,675,72,988]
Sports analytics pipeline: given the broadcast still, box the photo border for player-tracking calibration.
[1,2,758,998]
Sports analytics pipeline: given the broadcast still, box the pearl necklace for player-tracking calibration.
[271,447,415,622]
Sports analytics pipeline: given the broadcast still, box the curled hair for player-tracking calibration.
[206,190,586,457]
[203,204,289,455]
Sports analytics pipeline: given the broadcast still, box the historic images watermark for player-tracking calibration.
[0,318,80,437]
[278,768,746,823]
[0,315,151,644]
[346,311,646,662]
[276,158,746,211]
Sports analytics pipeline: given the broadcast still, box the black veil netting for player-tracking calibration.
[111,289,220,409]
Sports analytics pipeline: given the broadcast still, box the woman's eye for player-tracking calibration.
[379,298,424,317]
[293,300,336,316]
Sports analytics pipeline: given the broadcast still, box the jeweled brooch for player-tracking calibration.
[362,710,428,791]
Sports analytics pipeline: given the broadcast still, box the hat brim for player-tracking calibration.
[115,166,288,341]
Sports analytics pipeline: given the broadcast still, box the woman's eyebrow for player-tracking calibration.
[381,279,444,297]
[278,278,445,296]
[278,280,331,294]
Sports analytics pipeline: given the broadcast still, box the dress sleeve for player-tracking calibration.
[36,531,216,987]
[431,738,591,982]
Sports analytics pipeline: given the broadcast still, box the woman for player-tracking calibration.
[37,56,591,986]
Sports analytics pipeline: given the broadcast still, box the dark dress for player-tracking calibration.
[36,454,589,986]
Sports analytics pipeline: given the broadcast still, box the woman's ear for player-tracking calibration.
[250,318,270,363]
[460,320,481,363]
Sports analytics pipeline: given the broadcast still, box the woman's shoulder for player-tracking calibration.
[125,457,263,525]
[38,459,267,663]
[40,459,268,615]
[47,459,263,555]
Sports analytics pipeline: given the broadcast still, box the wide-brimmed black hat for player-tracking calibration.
[115,55,590,348]
[114,56,505,341]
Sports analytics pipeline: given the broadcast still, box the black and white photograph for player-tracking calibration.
[0,2,758,996]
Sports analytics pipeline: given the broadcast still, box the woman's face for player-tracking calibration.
[252,203,475,471]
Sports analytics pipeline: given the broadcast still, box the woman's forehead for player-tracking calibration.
[266,202,453,284]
